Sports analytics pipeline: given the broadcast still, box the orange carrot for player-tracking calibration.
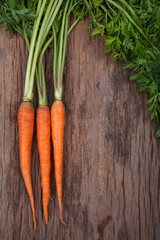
[36,106,51,224]
[51,100,65,224]
[18,102,36,229]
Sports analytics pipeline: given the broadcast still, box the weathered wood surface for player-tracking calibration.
[0,19,160,240]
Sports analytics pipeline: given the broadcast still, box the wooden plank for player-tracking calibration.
[0,18,160,240]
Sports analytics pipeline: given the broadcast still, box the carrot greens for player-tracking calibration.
[0,0,63,102]
[52,0,86,101]
[81,0,160,136]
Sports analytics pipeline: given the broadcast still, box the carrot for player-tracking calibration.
[51,100,65,224]
[18,102,36,229]
[36,106,51,224]
[51,0,76,224]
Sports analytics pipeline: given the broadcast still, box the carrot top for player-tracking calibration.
[22,0,63,102]
[52,0,85,101]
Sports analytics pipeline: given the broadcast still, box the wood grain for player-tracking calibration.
[0,18,160,240]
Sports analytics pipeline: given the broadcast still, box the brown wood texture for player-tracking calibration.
[0,18,160,240]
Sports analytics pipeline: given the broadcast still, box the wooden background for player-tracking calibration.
[0,18,160,240]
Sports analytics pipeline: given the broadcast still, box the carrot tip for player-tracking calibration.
[60,217,66,225]
[44,212,48,225]
[43,206,49,224]
[60,208,66,225]
[34,220,36,229]
[45,218,48,224]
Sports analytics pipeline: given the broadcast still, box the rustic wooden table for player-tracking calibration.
[0,19,160,240]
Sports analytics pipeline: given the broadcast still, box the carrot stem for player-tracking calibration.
[23,0,47,102]
[25,0,63,102]
[53,24,57,91]
[37,35,54,106]
[53,0,74,101]
[67,18,79,36]
[118,0,141,27]
[60,17,69,81]
[57,0,70,88]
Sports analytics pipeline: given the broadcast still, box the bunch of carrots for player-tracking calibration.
[18,0,85,228]
[0,0,84,228]
[18,0,64,228]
